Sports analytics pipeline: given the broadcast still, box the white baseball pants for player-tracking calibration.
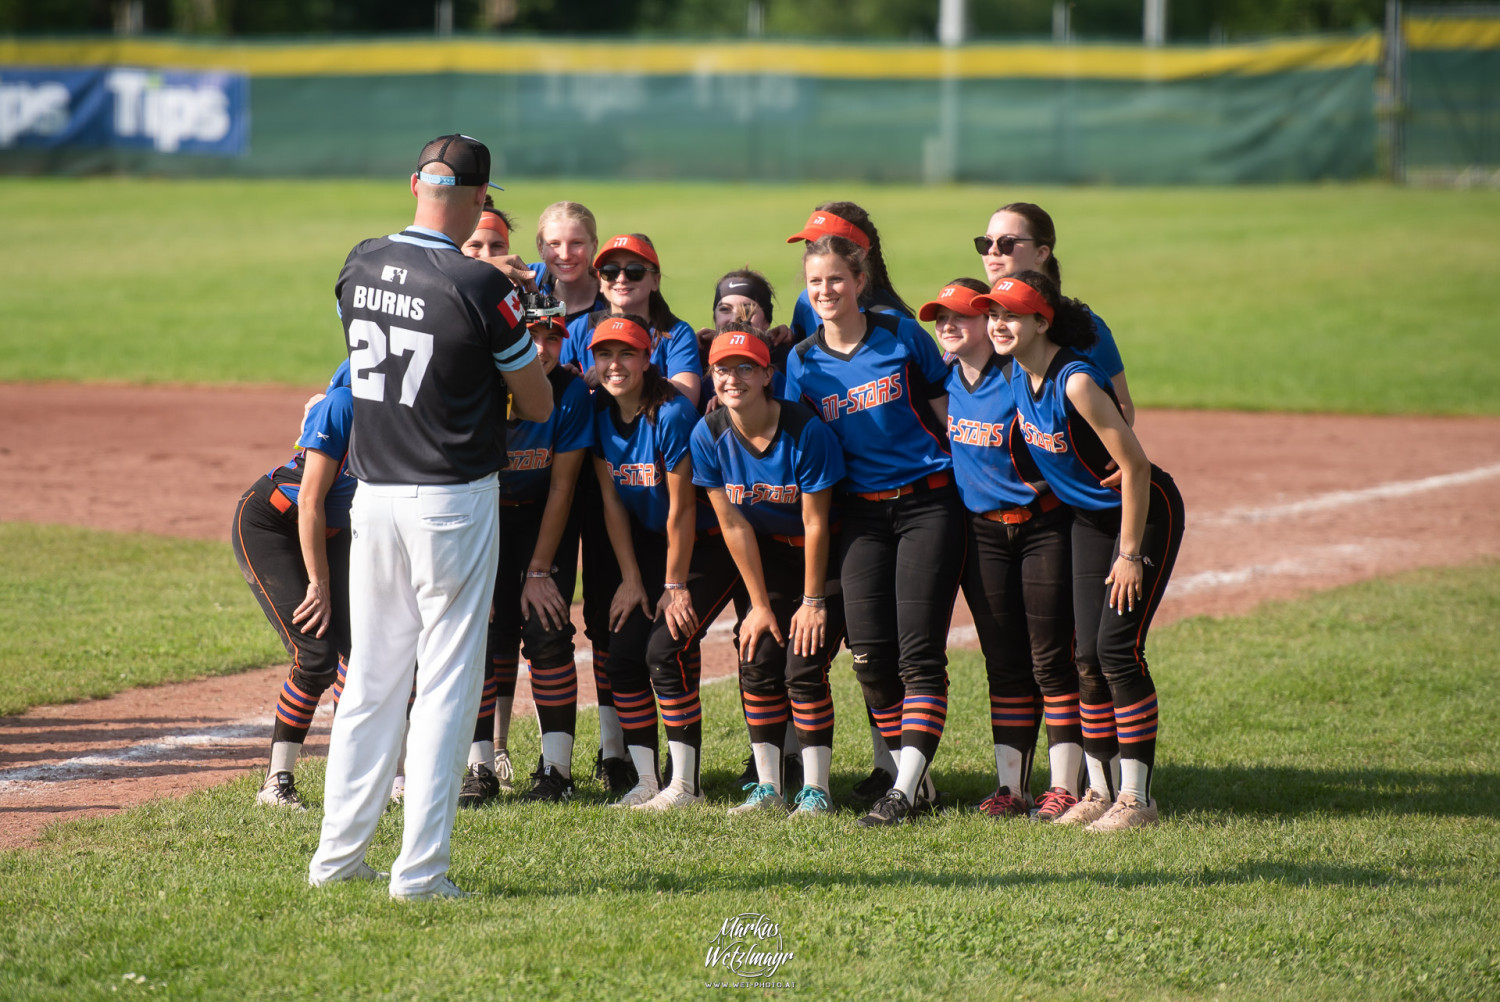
[309,473,499,896]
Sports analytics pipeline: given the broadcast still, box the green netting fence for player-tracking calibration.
[1402,10,1500,179]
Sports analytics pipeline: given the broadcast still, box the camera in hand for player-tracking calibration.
[521,292,566,325]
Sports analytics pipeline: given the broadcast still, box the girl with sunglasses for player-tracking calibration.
[983,271,1184,831]
[924,277,1083,823]
[976,202,1133,424]
[589,316,739,810]
[784,235,964,827]
[691,324,848,818]
[786,202,915,344]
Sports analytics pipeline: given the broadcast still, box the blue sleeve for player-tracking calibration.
[791,291,819,342]
[1084,310,1125,377]
[553,378,595,455]
[899,317,951,390]
[660,320,704,379]
[658,397,697,473]
[326,360,351,391]
[795,418,845,494]
[562,314,591,371]
[298,385,353,460]
[689,421,724,489]
[782,352,804,407]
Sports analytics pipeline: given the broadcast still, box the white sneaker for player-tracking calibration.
[638,783,704,811]
[1053,787,1112,826]
[256,771,306,811]
[610,778,661,808]
[390,877,470,901]
[308,861,388,887]
[494,749,515,792]
[389,775,406,804]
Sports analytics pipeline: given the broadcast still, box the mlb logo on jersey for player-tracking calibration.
[381,265,408,285]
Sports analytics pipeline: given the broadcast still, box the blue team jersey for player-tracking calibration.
[499,367,596,504]
[1085,309,1124,378]
[690,400,846,537]
[783,313,952,495]
[789,286,914,342]
[944,354,1043,513]
[528,262,608,324]
[592,390,717,536]
[1010,348,1123,512]
[267,361,358,528]
[562,311,704,385]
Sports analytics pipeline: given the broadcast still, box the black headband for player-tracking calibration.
[712,275,774,324]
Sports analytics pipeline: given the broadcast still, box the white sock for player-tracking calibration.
[468,739,494,770]
[495,696,514,750]
[870,724,897,776]
[667,740,699,795]
[627,745,659,792]
[1085,754,1112,797]
[267,740,299,779]
[782,720,802,756]
[893,746,930,802]
[540,731,574,779]
[1119,758,1150,803]
[994,744,1025,794]
[801,745,831,795]
[751,741,782,793]
[599,706,626,759]
[1049,742,1084,797]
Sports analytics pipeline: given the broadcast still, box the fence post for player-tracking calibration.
[1382,0,1407,182]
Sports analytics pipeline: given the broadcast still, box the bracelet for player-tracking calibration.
[802,595,826,609]
[525,570,553,579]
[662,582,688,591]
[1118,552,1154,567]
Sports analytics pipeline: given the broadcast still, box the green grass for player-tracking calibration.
[2,563,1497,1000]
[0,524,284,716]
[2,179,1498,413]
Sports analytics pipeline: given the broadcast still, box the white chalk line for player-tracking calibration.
[6,463,1493,791]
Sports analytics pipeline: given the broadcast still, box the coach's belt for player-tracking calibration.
[979,492,1062,525]
[850,471,953,503]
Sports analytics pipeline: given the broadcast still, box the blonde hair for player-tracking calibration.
[535,201,598,250]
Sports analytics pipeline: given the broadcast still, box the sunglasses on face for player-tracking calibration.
[598,262,658,283]
[711,363,761,380]
[973,234,1038,256]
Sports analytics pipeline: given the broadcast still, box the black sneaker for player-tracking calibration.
[851,767,895,805]
[457,763,500,809]
[737,754,757,786]
[530,754,546,784]
[522,765,576,803]
[858,788,913,827]
[782,755,803,795]
[599,756,638,797]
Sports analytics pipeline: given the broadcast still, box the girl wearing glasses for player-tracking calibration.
[786,202,915,343]
[976,203,1133,425]
[925,278,1083,823]
[589,316,739,811]
[691,325,848,818]
[983,271,1184,831]
[784,235,964,827]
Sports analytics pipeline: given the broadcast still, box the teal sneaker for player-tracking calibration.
[727,782,785,816]
[788,784,832,819]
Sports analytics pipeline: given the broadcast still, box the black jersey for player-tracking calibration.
[337,226,534,485]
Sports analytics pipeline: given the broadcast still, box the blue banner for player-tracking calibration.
[0,66,248,155]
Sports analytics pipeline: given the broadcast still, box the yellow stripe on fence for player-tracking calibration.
[1405,17,1500,51]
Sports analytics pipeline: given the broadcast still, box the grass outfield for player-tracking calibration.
[2,564,1497,1000]
[2,179,1499,414]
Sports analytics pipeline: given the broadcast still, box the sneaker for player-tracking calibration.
[858,788,914,827]
[522,765,575,804]
[599,756,638,797]
[391,877,470,901]
[638,784,704,811]
[851,767,895,805]
[1086,793,1159,832]
[975,786,1028,819]
[727,783,785,816]
[389,775,406,805]
[788,785,832,818]
[256,771,305,811]
[737,754,757,786]
[1032,786,1079,823]
[610,778,660,808]
[782,755,803,794]
[308,861,388,887]
[457,763,501,809]
[493,749,515,792]
[1053,787,1112,826]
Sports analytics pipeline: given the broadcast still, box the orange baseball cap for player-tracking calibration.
[917,284,987,321]
[593,234,659,270]
[971,277,1055,323]
[784,210,872,250]
[708,331,772,368]
[527,315,567,337]
[588,316,653,352]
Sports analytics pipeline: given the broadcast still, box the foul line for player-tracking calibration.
[1196,462,1500,527]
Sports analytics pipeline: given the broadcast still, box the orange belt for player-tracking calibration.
[979,492,1062,525]
[850,471,953,503]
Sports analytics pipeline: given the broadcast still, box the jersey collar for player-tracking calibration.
[396,225,461,252]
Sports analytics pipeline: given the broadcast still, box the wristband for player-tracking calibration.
[662,582,688,591]
[1118,552,1154,567]
[801,595,826,609]
[526,570,553,579]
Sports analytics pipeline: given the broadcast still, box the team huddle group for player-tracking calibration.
[231,135,1184,900]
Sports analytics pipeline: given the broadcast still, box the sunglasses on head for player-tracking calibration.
[598,261,658,283]
[973,234,1038,256]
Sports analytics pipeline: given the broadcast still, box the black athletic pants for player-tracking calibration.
[575,463,623,717]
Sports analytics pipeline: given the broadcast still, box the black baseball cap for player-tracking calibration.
[416,134,503,190]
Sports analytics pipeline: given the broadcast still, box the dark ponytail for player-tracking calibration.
[997,202,1061,286]
[1007,270,1096,351]
[814,200,914,317]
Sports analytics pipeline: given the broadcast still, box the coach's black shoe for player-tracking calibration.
[457,763,501,809]
[858,788,913,827]
[851,767,895,806]
[522,765,576,804]
[599,756,638,797]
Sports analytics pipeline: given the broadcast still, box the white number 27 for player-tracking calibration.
[347,319,434,407]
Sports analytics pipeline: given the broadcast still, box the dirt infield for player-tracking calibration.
[3,382,1499,849]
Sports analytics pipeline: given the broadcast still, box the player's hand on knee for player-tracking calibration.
[610,578,652,633]
[521,573,569,632]
[738,604,783,662]
[789,604,826,658]
[660,588,699,642]
[1105,556,1144,615]
[292,580,333,638]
